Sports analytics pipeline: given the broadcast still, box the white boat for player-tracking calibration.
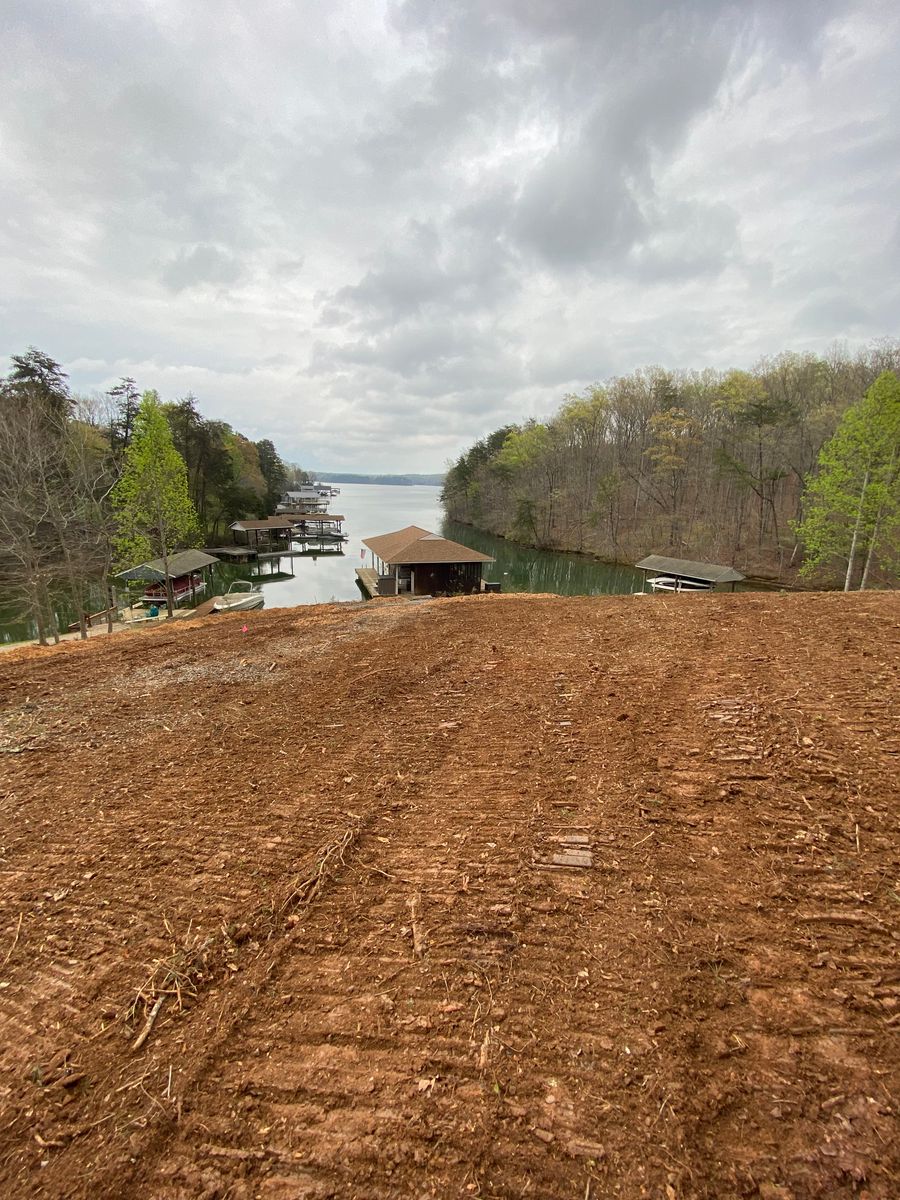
[210,581,265,612]
[647,575,712,593]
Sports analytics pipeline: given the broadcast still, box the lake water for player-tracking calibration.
[215,485,645,608]
[0,483,648,641]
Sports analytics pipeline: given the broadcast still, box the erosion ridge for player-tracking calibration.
[0,592,897,1198]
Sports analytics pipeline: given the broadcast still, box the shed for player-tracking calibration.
[362,526,493,596]
[116,549,219,605]
[634,555,745,593]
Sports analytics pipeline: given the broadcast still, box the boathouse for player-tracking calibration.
[634,555,745,593]
[360,526,493,597]
[115,549,219,606]
[291,513,345,541]
[229,517,296,551]
[275,484,340,515]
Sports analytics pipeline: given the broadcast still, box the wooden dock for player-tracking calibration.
[185,597,217,619]
[355,567,378,598]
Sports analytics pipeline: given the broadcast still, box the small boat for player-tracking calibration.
[647,575,712,593]
[210,581,265,612]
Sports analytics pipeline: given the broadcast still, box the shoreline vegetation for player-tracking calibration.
[0,349,306,645]
[445,516,799,590]
[441,342,900,590]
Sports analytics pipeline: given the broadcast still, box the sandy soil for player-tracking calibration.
[0,592,897,1199]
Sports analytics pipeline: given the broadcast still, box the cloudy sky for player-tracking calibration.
[2,1,898,471]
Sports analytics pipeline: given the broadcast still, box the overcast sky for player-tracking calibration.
[2,1,898,471]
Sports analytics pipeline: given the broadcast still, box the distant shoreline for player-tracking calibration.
[316,474,444,487]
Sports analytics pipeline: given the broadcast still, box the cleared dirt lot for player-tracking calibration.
[0,591,897,1198]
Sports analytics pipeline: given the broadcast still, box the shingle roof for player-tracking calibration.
[363,526,493,565]
[116,549,218,582]
[634,555,745,584]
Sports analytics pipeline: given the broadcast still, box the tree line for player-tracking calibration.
[0,348,307,643]
[442,342,900,588]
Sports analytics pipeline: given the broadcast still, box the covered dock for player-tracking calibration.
[291,513,346,540]
[359,526,494,597]
[229,517,296,550]
[634,555,745,593]
[275,484,340,514]
[115,549,219,606]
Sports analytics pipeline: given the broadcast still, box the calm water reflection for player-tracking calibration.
[245,486,644,608]
[441,520,645,596]
[0,484,650,641]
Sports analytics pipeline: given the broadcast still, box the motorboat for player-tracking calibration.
[210,580,265,612]
[647,575,712,593]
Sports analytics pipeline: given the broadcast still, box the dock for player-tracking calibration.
[355,567,379,598]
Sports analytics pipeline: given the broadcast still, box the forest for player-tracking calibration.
[0,348,304,642]
[442,342,900,587]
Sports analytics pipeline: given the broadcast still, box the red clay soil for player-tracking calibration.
[0,592,897,1199]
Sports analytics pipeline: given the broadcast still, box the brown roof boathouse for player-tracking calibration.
[358,526,494,598]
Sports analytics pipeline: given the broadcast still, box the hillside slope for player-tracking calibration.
[0,593,897,1198]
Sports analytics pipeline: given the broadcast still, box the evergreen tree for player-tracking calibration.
[111,391,201,616]
[7,347,72,418]
[797,371,900,589]
[256,438,288,512]
[107,377,141,454]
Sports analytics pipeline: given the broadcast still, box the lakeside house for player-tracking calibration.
[359,525,494,597]
[115,549,219,606]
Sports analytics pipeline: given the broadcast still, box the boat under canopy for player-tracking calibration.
[634,555,745,593]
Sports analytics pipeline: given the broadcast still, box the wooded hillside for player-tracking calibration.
[443,342,900,583]
[0,348,304,641]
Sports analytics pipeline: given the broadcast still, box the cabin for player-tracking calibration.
[634,555,745,593]
[275,484,340,515]
[115,549,219,606]
[229,517,296,551]
[359,526,494,597]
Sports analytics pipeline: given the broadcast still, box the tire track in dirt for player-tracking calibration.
[91,598,729,1198]
[0,594,896,1199]
[0,603,439,1190]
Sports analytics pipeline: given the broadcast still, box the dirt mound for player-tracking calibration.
[0,592,897,1198]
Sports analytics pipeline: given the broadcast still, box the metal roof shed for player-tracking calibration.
[115,550,219,609]
[634,555,745,593]
[115,549,219,583]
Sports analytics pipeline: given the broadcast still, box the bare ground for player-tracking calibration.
[0,591,897,1199]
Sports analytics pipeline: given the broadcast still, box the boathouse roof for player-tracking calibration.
[116,549,218,583]
[634,555,745,584]
[363,526,494,565]
[230,517,298,531]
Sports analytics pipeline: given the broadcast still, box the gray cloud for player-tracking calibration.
[2,0,897,470]
[162,244,244,292]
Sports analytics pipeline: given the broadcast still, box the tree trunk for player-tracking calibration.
[859,515,879,590]
[30,580,48,647]
[843,469,869,592]
[164,562,175,619]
